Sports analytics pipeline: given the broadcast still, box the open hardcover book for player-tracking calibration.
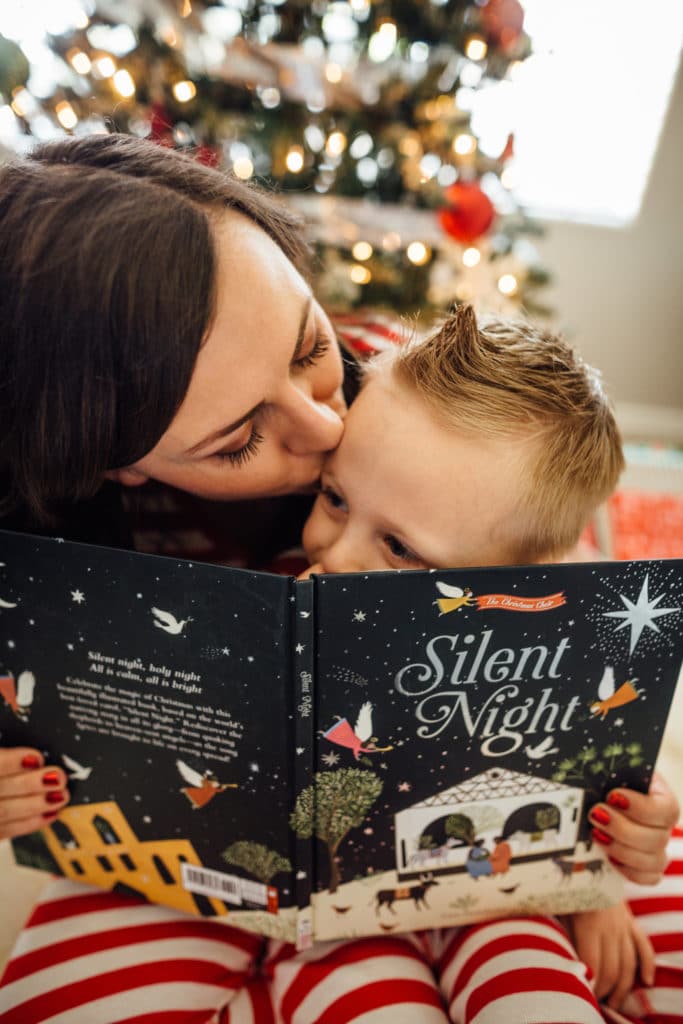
[1,530,681,949]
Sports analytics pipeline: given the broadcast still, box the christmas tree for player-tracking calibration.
[0,0,551,319]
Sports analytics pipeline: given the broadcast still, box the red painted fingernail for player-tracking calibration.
[46,790,65,805]
[592,828,612,846]
[42,811,59,820]
[590,807,611,827]
[43,770,61,787]
[608,855,624,866]
[607,791,630,810]
[21,755,41,770]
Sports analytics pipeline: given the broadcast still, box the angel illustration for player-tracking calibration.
[176,759,238,809]
[589,666,640,720]
[322,701,393,761]
[0,671,36,721]
[434,582,475,615]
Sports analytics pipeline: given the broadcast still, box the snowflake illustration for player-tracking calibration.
[322,752,340,767]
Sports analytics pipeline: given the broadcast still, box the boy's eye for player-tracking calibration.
[321,485,347,513]
[384,534,420,564]
[293,332,331,370]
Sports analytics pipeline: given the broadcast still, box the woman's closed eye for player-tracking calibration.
[215,427,264,467]
[293,332,331,370]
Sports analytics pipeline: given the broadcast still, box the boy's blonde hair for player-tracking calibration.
[369,304,624,562]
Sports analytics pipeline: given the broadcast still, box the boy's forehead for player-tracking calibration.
[333,372,538,566]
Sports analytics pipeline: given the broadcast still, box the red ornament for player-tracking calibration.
[438,182,495,244]
[480,0,525,51]
[195,144,221,168]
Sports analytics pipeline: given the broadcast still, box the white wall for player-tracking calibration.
[534,59,683,412]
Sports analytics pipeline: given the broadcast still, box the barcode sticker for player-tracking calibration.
[181,863,243,905]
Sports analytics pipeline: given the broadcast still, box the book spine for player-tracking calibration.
[292,576,315,950]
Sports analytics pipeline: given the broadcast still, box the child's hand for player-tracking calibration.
[297,564,323,580]
[587,772,679,885]
[0,747,70,840]
[569,902,655,1009]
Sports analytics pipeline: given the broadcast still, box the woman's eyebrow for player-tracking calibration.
[185,295,312,455]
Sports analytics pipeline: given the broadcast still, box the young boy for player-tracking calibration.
[299,304,654,1015]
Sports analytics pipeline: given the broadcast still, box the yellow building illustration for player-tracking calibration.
[42,801,230,918]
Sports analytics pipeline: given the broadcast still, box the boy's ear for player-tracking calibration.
[102,467,149,487]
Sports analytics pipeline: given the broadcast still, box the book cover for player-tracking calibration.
[0,531,681,946]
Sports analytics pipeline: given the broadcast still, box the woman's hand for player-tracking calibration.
[569,902,655,1009]
[588,772,680,885]
[0,748,69,841]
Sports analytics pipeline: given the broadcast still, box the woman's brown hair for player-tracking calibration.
[0,134,311,523]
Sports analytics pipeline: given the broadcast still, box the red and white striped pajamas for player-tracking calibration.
[2,829,681,1024]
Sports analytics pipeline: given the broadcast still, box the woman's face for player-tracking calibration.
[115,211,346,499]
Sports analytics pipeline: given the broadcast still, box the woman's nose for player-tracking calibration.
[281,383,344,455]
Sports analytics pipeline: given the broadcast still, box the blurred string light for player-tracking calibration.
[67,49,92,75]
[173,80,196,102]
[463,247,481,267]
[407,241,431,265]
[286,145,305,172]
[93,53,116,78]
[368,21,397,62]
[55,100,78,129]
[350,264,371,284]
[497,273,518,295]
[352,241,373,260]
[112,69,135,98]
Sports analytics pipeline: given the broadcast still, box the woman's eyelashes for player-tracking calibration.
[293,332,331,370]
[215,428,264,467]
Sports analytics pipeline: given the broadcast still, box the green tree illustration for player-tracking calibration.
[552,742,644,800]
[445,813,475,845]
[221,841,292,885]
[290,768,382,893]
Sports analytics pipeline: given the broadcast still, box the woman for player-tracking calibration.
[0,136,679,1023]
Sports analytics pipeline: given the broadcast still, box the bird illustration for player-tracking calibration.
[499,884,520,895]
[525,736,560,760]
[332,905,352,914]
[62,754,93,781]
[434,582,475,615]
[590,666,640,719]
[151,607,193,635]
[0,597,17,609]
[322,701,394,761]
[176,759,237,809]
[0,671,35,720]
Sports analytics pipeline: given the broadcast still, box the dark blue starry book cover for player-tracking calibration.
[1,531,681,946]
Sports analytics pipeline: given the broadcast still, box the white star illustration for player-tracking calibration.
[397,781,411,792]
[71,590,85,604]
[67,643,74,651]
[603,574,679,655]
[221,647,230,655]
[353,610,366,622]
[296,746,305,755]
[322,751,340,767]
[295,643,305,654]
